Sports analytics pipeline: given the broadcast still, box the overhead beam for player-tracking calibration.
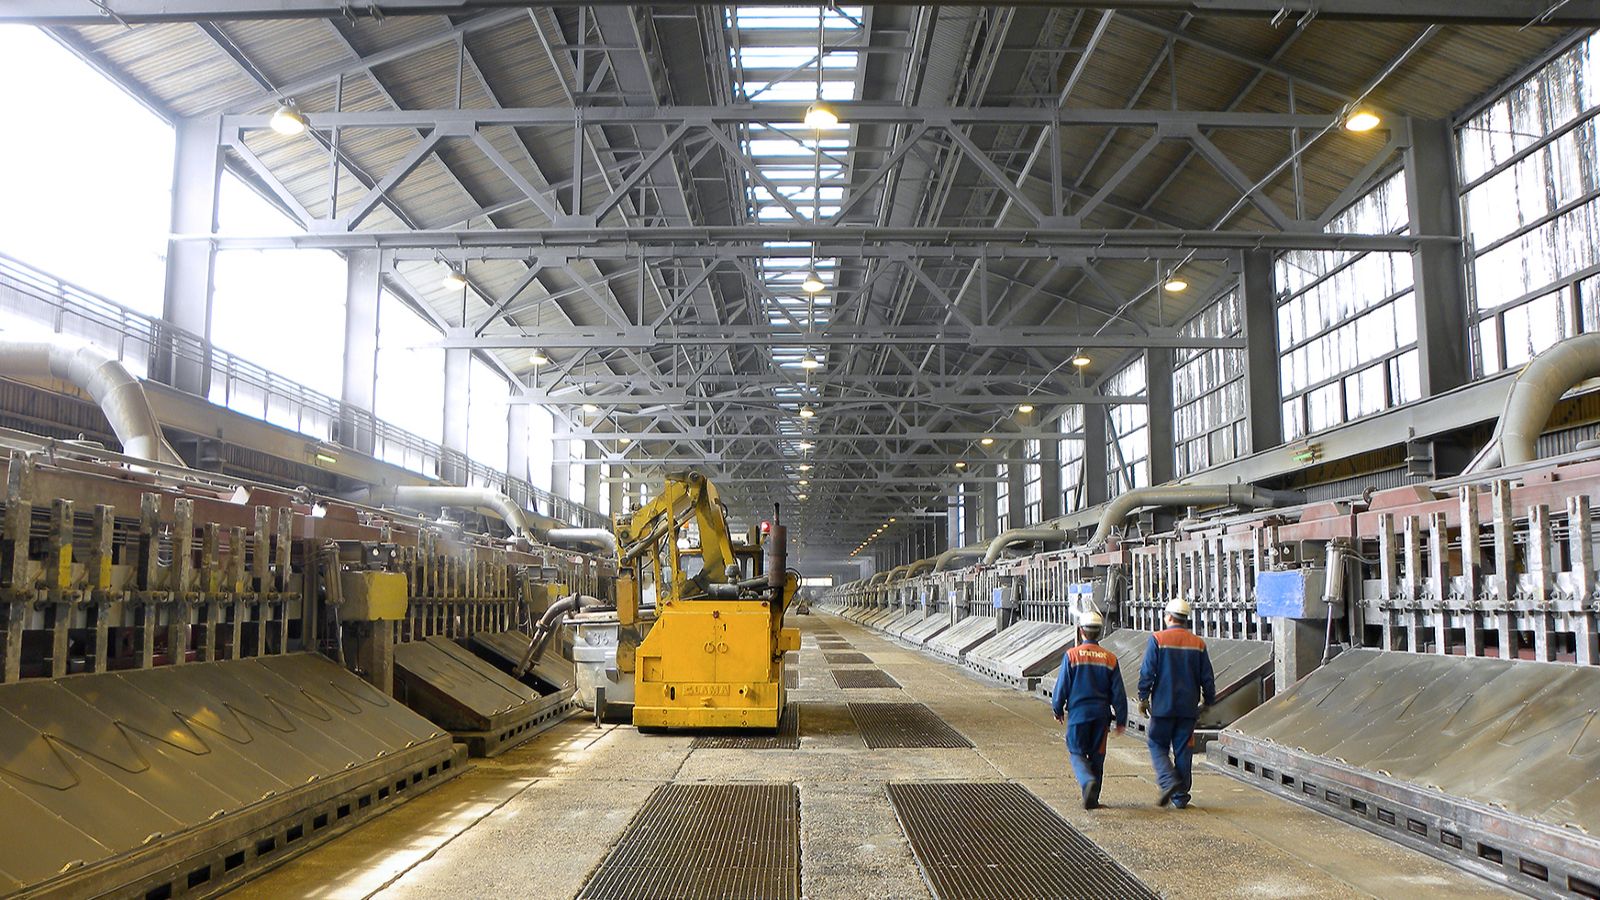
[14,1,1600,24]
[194,226,1430,255]
[447,326,1244,351]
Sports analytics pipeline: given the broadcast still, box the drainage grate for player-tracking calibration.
[887,782,1158,900]
[691,705,801,750]
[825,651,872,664]
[848,702,970,748]
[832,669,901,690]
[579,784,800,900]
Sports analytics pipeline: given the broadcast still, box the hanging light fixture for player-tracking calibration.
[798,463,813,472]
[1017,403,1035,414]
[529,349,550,366]
[801,271,826,294]
[270,101,307,136]
[581,403,598,414]
[954,460,968,470]
[1071,354,1092,368]
[1163,275,1189,292]
[804,102,838,130]
[1344,110,1382,132]
[442,268,468,291]
[980,437,995,446]
[798,440,814,450]
[799,405,816,419]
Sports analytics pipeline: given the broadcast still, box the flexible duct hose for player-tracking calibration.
[0,340,182,465]
[933,547,988,572]
[981,527,1070,565]
[1466,332,1600,473]
[541,527,619,556]
[1088,484,1304,547]
[513,593,602,677]
[366,484,537,542]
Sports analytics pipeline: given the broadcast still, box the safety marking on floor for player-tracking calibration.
[824,651,872,664]
[690,705,801,750]
[831,668,901,690]
[847,702,970,748]
[886,782,1158,900]
[579,783,799,900]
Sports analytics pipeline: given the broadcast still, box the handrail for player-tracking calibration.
[0,250,606,528]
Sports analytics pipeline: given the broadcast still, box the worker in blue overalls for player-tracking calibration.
[1051,611,1127,810]
[1138,598,1217,809]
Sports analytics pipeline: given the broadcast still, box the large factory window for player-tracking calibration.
[1173,289,1247,476]
[0,27,171,313]
[1059,406,1085,513]
[996,464,1010,534]
[212,174,348,412]
[1460,33,1600,374]
[568,441,587,505]
[1275,171,1418,440]
[466,359,509,475]
[1022,439,1043,524]
[1104,358,1149,498]
[954,483,968,541]
[528,405,555,494]
[374,291,444,471]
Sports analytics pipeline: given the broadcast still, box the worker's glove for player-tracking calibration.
[1053,711,1064,724]
[1137,699,1150,718]
[1114,723,1126,737]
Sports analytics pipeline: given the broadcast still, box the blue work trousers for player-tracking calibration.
[1064,717,1111,797]
[1146,716,1197,806]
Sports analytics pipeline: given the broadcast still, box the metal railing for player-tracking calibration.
[0,250,604,528]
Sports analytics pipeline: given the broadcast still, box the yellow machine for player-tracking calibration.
[613,472,800,730]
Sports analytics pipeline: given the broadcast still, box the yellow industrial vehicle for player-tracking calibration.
[614,471,800,730]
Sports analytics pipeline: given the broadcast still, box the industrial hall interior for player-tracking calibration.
[6,1,1600,899]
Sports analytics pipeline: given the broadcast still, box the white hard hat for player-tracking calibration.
[1165,598,1192,618]
[1078,611,1104,628]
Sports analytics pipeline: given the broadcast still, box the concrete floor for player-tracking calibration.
[231,614,1510,899]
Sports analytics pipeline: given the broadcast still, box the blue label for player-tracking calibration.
[1255,570,1309,618]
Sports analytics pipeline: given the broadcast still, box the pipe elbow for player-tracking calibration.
[981,527,1068,565]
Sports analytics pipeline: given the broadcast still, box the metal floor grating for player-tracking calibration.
[887,782,1158,900]
[579,784,800,900]
[848,702,970,748]
[832,668,902,690]
[690,705,801,750]
[785,667,799,689]
[825,651,872,664]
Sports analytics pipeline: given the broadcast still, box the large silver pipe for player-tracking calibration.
[368,484,536,542]
[885,564,912,583]
[905,557,936,578]
[0,340,182,465]
[868,571,890,585]
[541,527,618,556]
[1088,483,1304,547]
[1467,332,1600,473]
[933,546,988,571]
[982,527,1069,565]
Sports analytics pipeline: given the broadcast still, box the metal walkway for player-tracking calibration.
[887,782,1159,900]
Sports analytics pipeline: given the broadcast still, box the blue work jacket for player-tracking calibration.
[1051,638,1129,727]
[1137,626,1217,719]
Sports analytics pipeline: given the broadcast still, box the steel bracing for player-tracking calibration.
[29,4,1564,558]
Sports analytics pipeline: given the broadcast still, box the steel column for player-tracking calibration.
[1404,118,1472,397]
[1239,249,1283,451]
[1083,406,1109,508]
[1145,348,1176,486]
[340,249,381,455]
[442,348,470,482]
[159,116,223,396]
